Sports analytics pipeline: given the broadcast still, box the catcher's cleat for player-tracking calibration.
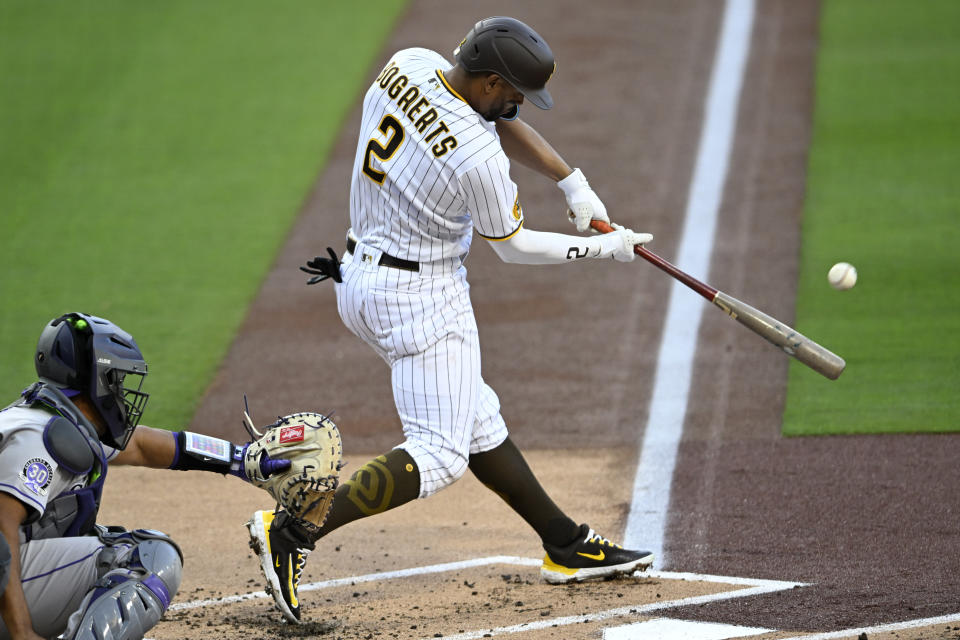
[247,510,309,623]
[540,524,654,584]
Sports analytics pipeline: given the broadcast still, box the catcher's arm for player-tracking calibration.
[164,430,291,481]
[163,409,342,530]
[111,425,178,468]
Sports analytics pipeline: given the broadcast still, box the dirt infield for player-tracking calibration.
[102,454,745,640]
[134,1,960,638]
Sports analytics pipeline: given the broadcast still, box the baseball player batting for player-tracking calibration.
[0,312,298,639]
[248,16,655,623]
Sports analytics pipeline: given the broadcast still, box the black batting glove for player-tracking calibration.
[300,247,343,284]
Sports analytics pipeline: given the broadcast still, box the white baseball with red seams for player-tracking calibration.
[828,262,857,290]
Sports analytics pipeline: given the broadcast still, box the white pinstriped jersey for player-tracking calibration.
[349,48,524,263]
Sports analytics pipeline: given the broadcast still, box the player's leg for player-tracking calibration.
[0,535,102,639]
[247,447,421,622]
[249,321,478,560]
[250,249,393,623]
[465,384,579,548]
[249,261,479,621]
[61,526,183,640]
[336,260,482,502]
[1,527,182,640]
[468,383,654,584]
[468,433,579,546]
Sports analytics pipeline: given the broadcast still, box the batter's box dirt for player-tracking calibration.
[102,453,799,640]
[146,568,755,640]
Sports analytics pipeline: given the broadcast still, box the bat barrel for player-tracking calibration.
[589,218,845,380]
[713,292,846,380]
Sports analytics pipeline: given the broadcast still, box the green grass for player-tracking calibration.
[783,0,960,435]
[0,1,407,427]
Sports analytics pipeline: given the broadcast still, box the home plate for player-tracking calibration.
[603,617,773,640]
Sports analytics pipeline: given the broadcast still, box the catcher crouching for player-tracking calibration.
[0,312,316,639]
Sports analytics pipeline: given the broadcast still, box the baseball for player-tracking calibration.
[828,262,857,290]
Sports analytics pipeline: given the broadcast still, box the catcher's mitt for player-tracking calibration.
[243,412,343,530]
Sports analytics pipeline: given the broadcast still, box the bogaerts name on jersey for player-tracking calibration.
[374,61,458,158]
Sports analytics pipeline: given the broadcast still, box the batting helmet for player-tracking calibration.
[36,312,149,450]
[454,16,556,110]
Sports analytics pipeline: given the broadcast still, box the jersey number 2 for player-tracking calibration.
[362,115,405,185]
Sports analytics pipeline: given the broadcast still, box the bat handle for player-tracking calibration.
[590,219,617,235]
[588,219,718,301]
[590,218,655,258]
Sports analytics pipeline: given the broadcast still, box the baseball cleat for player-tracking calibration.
[247,510,309,623]
[540,524,654,584]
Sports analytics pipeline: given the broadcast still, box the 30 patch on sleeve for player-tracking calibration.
[20,458,53,496]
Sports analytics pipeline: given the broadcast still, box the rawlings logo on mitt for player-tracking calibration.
[243,412,343,529]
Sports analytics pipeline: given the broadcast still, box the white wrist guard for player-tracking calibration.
[556,168,588,197]
[557,168,610,233]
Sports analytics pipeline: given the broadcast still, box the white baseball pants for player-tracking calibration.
[335,239,509,498]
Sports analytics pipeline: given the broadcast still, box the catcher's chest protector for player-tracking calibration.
[16,383,108,540]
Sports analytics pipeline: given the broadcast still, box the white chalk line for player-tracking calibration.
[167,555,805,613]
[623,0,755,564]
[785,611,960,640]
[428,576,805,640]
[156,554,960,640]
[168,555,537,611]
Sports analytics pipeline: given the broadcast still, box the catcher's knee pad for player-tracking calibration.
[400,440,468,498]
[64,529,183,640]
[93,526,183,588]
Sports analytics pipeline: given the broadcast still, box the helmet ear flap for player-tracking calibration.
[52,322,75,366]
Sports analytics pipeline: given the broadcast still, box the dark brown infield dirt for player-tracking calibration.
[187,0,960,636]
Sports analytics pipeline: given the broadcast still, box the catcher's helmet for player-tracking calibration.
[454,16,556,110]
[35,312,149,450]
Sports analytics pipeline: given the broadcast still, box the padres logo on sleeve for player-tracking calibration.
[20,458,53,496]
[512,193,522,221]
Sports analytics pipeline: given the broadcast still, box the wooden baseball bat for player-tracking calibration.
[591,220,846,379]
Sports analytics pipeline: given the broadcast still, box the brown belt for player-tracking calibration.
[346,236,419,272]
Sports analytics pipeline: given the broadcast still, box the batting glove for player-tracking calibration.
[558,168,611,233]
[595,224,653,262]
[301,247,343,284]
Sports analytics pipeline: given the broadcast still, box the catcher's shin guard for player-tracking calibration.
[63,530,183,640]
